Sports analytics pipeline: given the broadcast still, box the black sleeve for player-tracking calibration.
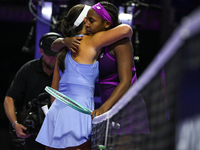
[6,63,29,102]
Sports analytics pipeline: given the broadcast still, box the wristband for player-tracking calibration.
[12,121,18,128]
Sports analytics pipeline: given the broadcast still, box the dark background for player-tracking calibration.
[0,0,200,149]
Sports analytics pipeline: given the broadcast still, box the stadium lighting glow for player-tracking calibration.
[41,2,52,21]
[118,13,133,21]
[118,5,134,26]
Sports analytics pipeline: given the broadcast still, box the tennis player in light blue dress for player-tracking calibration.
[36,50,99,148]
[36,2,133,149]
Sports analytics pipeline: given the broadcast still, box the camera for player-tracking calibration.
[23,92,51,134]
[10,92,51,148]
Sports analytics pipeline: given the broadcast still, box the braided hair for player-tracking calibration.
[99,1,120,29]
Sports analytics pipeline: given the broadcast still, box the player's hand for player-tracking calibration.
[91,107,106,119]
[63,36,82,53]
[14,123,31,138]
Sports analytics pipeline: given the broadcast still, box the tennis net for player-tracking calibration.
[91,6,200,150]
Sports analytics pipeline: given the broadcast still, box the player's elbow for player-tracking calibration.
[121,78,132,90]
[51,38,62,52]
[51,42,56,52]
[122,24,133,38]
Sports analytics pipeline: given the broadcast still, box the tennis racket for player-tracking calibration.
[45,86,92,115]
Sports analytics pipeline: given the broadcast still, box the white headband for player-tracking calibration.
[73,5,91,29]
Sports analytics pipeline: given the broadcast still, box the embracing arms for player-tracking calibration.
[51,24,133,53]
[90,24,133,51]
[51,37,81,53]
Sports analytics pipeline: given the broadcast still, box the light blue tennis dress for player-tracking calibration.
[36,50,99,148]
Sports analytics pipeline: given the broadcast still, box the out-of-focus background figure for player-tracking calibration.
[3,32,62,150]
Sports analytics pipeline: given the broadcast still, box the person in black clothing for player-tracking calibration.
[3,32,62,150]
